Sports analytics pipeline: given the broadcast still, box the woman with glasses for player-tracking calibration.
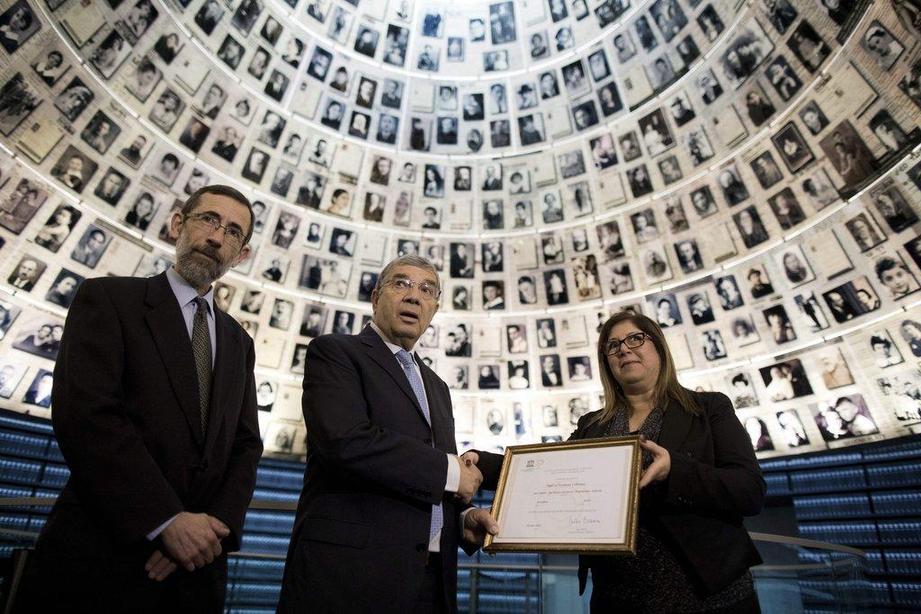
[473,311,764,611]
[569,312,765,611]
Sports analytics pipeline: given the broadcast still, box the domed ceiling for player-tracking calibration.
[0,0,920,458]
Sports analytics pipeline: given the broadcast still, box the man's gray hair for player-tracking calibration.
[375,255,441,294]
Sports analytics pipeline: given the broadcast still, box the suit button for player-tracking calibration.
[415,543,427,552]
[685,451,694,458]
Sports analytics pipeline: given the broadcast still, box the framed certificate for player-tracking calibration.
[484,436,641,553]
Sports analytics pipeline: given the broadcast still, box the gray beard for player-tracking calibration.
[174,249,226,290]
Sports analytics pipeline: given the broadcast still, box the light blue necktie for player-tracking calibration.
[395,349,443,547]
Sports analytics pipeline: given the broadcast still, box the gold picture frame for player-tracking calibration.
[484,436,642,554]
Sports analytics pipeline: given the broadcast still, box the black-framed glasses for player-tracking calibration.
[185,212,246,248]
[386,277,441,301]
[605,332,649,356]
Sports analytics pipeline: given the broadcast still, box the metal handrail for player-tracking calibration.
[0,496,867,559]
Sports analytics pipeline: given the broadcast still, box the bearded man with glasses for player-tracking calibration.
[280,255,498,614]
[16,185,263,612]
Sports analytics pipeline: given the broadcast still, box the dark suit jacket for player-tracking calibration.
[18,272,262,612]
[278,326,466,614]
[476,390,765,597]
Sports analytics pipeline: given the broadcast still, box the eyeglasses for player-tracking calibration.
[185,212,246,248]
[604,332,650,356]
[385,277,440,301]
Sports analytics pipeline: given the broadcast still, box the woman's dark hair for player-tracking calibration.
[591,311,700,426]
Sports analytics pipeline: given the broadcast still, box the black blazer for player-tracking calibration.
[279,326,467,614]
[19,273,262,610]
[476,390,765,597]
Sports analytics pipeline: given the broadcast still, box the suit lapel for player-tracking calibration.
[657,397,694,451]
[144,273,205,448]
[359,327,429,426]
[204,309,241,454]
[420,362,452,446]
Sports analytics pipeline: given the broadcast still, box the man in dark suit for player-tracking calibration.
[7,256,41,290]
[15,185,263,613]
[278,255,497,614]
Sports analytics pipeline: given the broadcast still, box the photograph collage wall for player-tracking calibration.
[0,0,920,460]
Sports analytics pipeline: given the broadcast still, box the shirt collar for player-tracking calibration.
[369,320,415,356]
[166,266,214,314]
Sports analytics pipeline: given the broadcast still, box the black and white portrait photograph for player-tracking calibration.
[767,188,806,230]
[89,29,130,79]
[869,110,915,158]
[674,239,703,274]
[269,298,294,331]
[772,122,815,173]
[13,314,63,360]
[80,111,122,155]
[628,209,657,244]
[732,205,770,249]
[870,184,918,233]
[652,293,682,328]
[845,212,886,252]
[647,54,677,91]
[775,410,809,448]
[0,178,44,233]
[149,88,185,132]
[658,156,683,185]
[0,1,41,54]
[35,204,80,253]
[31,48,70,86]
[0,73,38,136]
[777,245,815,286]
[759,358,813,402]
[123,192,159,233]
[638,108,674,156]
[801,168,839,210]
[54,77,96,125]
[51,146,98,194]
[216,35,244,69]
[766,55,803,101]
[70,225,111,269]
[627,165,654,198]
[702,329,728,361]
[799,100,829,137]
[45,269,83,308]
[22,369,53,409]
[241,148,270,184]
[720,21,774,88]
[786,21,831,73]
[794,292,829,333]
[812,395,878,442]
[696,69,724,105]
[0,362,25,399]
[690,186,718,219]
[211,124,242,163]
[642,246,672,283]
[684,127,715,166]
[687,291,715,325]
[715,274,744,310]
[489,1,516,44]
[750,151,784,190]
[823,277,882,323]
[94,168,130,206]
[716,166,750,206]
[728,372,759,409]
[861,20,904,71]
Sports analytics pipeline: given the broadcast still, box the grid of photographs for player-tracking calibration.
[0,0,918,458]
